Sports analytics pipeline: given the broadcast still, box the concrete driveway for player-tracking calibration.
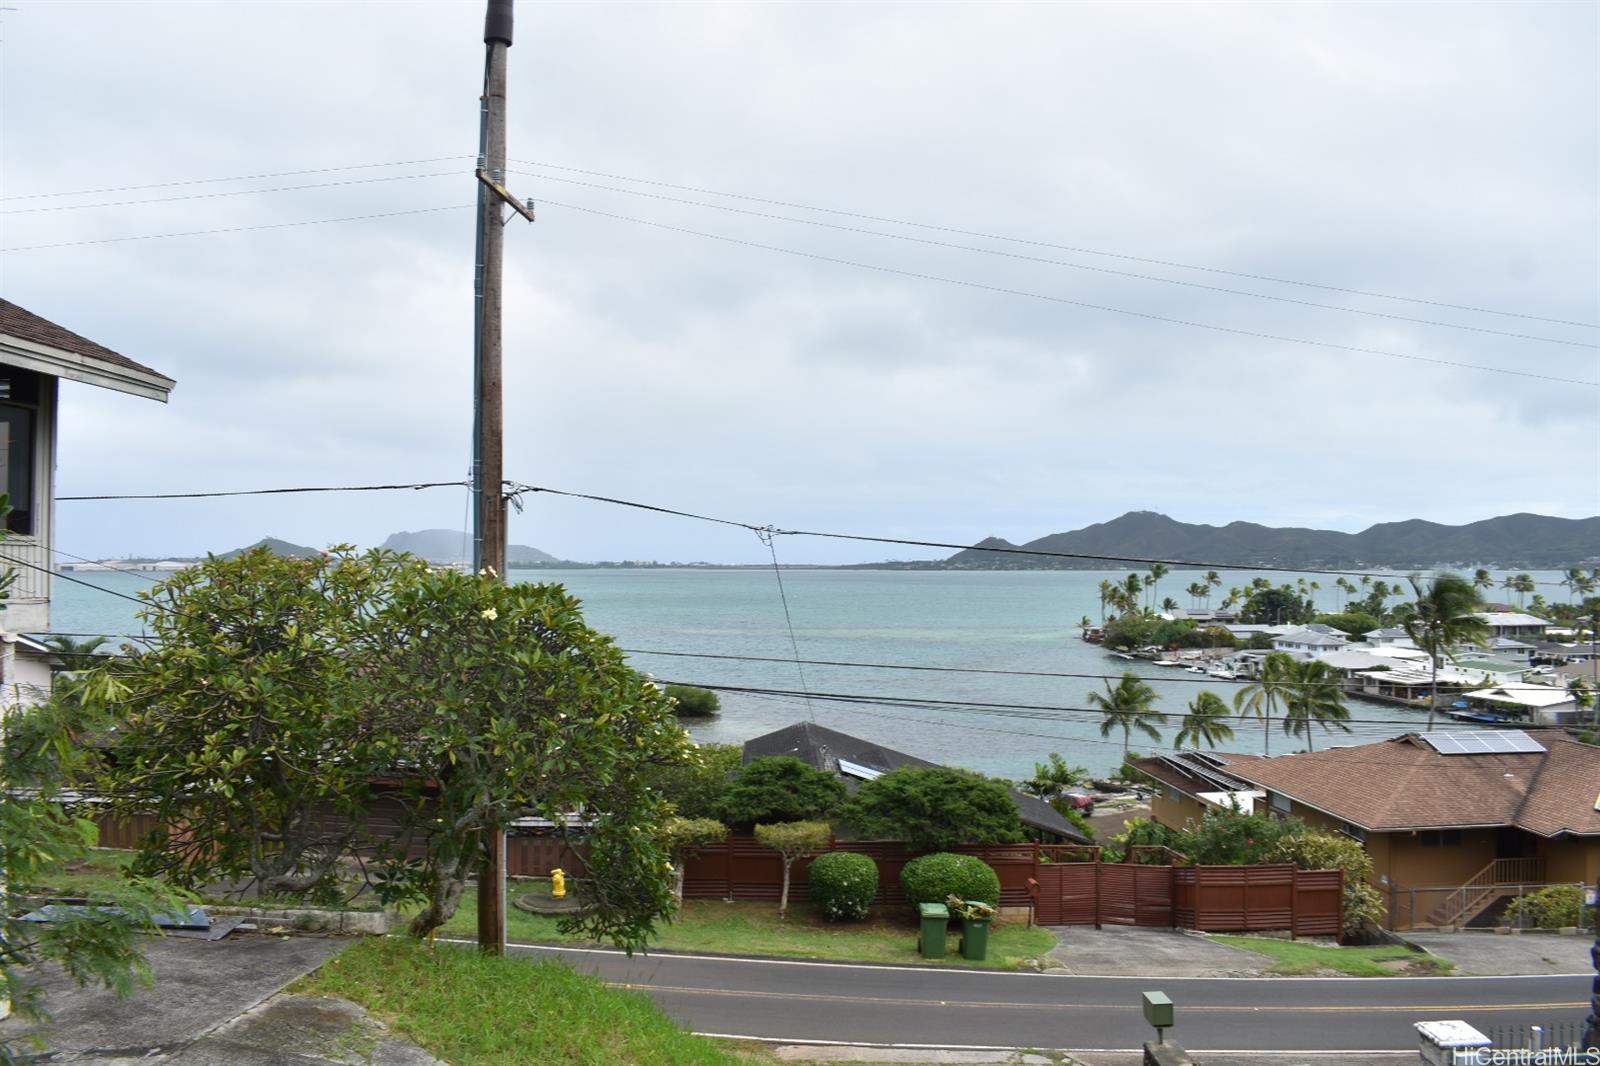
[0,934,438,1065]
[1401,930,1596,976]
[1045,926,1271,976]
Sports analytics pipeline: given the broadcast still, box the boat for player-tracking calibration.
[1184,665,1207,675]
[1206,666,1237,680]
[1111,651,1136,661]
[1153,659,1182,668]
[1444,709,1527,727]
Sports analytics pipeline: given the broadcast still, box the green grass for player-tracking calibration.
[16,848,137,898]
[440,886,1054,970]
[294,936,761,1065]
[1210,935,1453,977]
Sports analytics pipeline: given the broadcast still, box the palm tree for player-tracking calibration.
[1505,573,1535,608]
[1472,569,1493,594]
[1186,582,1208,609]
[1206,571,1222,604]
[1079,616,1094,637]
[1098,580,1115,624]
[1334,577,1355,610]
[43,634,109,672]
[1124,573,1144,613]
[1279,659,1351,753]
[1088,672,1165,760]
[1161,596,1180,614]
[1146,563,1169,610]
[1174,691,1235,750]
[1233,652,1292,756]
[1401,572,1491,731]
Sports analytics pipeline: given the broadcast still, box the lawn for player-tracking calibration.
[16,848,138,898]
[439,882,1056,970]
[1210,935,1453,976]
[295,936,763,1065]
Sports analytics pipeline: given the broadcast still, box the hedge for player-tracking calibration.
[807,851,878,921]
[899,853,1001,909]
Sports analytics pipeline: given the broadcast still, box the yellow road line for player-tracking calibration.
[609,984,1582,1014]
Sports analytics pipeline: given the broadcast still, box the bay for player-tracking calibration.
[47,566,1571,778]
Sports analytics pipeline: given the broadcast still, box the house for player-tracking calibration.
[1475,612,1551,641]
[1135,730,1600,929]
[741,721,1091,844]
[1365,626,1416,648]
[1455,683,1578,726]
[1271,626,1350,658]
[0,299,174,703]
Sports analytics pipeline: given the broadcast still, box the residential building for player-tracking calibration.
[1475,612,1551,641]
[742,721,1090,844]
[0,299,174,706]
[1271,626,1350,658]
[1136,731,1600,929]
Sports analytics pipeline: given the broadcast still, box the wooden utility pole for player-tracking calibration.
[472,0,533,957]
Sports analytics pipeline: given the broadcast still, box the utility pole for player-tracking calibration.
[472,0,534,957]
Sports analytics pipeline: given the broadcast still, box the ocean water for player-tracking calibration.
[47,566,1572,778]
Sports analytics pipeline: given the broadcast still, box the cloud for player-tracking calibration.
[4,0,1595,565]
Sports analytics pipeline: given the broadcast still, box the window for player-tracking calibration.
[1339,822,1368,842]
[1269,792,1291,814]
[0,369,39,536]
[1419,830,1462,847]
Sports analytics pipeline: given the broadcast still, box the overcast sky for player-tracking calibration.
[3,1,1596,564]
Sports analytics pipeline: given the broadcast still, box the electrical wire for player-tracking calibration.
[0,156,473,202]
[0,205,474,253]
[508,168,1594,351]
[509,157,1600,331]
[0,171,465,215]
[58,479,468,502]
[505,481,1600,582]
[528,197,1599,387]
[754,528,815,721]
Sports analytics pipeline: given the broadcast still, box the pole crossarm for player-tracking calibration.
[476,168,535,222]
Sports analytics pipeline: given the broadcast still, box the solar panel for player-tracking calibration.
[1419,730,1546,755]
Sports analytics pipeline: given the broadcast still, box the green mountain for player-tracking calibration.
[380,529,556,565]
[941,511,1600,570]
[220,536,323,559]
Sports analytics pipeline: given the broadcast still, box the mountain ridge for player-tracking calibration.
[941,511,1600,569]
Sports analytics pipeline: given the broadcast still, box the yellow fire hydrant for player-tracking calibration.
[550,868,567,899]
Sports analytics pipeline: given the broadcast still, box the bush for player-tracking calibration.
[839,767,1023,850]
[1047,798,1095,841]
[1503,884,1593,930]
[1272,830,1383,934]
[664,684,720,717]
[900,853,1001,909]
[807,851,878,921]
[717,757,845,829]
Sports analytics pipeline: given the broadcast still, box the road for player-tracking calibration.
[501,942,1589,1057]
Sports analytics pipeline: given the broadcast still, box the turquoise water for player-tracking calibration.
[47,567,1570,777]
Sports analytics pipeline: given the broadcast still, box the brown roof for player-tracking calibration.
[1212,733,1600,838]
[0,299,173,384]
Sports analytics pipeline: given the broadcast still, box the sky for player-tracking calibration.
[2,1,1596,565]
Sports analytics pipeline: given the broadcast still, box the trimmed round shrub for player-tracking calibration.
[899,852,1001,908]
[807,851,878,922]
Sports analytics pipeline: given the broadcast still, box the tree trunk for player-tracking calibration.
[408,851,468,939]
[778,857,793,918]
[1427,653,1439,732]
[672,855,686,908]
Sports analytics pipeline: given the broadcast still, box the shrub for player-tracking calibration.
[840,767,1023,850]
[664,684,721,717]
[754,820,832,917]
[717,757,845,829]
[807,851,878,921]
[1503,884,1593,930]
[900,852,1001,908]
[1272,830,1383,933]
[1047,798,1095,841]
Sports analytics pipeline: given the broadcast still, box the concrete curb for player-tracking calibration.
[207,905,396,935]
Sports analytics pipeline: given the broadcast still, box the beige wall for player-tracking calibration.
[1541,836,1600,884]
[1150,789,1209,832]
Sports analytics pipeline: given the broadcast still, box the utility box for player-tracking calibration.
[1142,991,1174,1030]
[918,903,949,959]
[1415,1020,1491,1066]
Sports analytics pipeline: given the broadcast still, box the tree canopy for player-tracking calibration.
[839,766,1023,850]
[716,756,845,828]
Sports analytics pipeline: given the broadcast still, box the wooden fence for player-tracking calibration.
[1030,860,1342,940]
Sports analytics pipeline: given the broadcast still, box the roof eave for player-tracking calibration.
[1,335,175,403]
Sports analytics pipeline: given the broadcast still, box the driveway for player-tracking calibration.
[0,934,438,1065]
[1045,926,1270,976]
[1402,930,1596,976]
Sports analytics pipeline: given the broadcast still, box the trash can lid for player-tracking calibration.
[919,903,950,918]
[1414,1021,1491,1048]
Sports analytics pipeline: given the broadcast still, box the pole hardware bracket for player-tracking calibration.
[477,168,536,223]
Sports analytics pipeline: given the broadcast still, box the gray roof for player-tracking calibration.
[741,721,1090,844]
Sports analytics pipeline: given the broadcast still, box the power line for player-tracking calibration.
[0,205,474,253]
[508,168,1595,351]
[529,198,1599,388]
[1,170,464,215]
[0,156,472,202]
[509,158,1600,331]
[58,479,468,502]
[506,482,1596,581]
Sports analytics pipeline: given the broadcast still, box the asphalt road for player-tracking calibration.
[500,942,1590,1057]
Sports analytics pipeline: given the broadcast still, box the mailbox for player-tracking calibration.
[1142,991,1174,1043]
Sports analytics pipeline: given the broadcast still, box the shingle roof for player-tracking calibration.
[741,721,1090,844]
[1214,733,1600,838]
[0,299,173,384]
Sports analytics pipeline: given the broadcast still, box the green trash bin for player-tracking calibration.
[917,902,949,959]
[959,916,991,961]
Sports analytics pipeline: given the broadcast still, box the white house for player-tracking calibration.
[1475,612,1551,640]
[1271,626,1350,658]
[0,299,174,704]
